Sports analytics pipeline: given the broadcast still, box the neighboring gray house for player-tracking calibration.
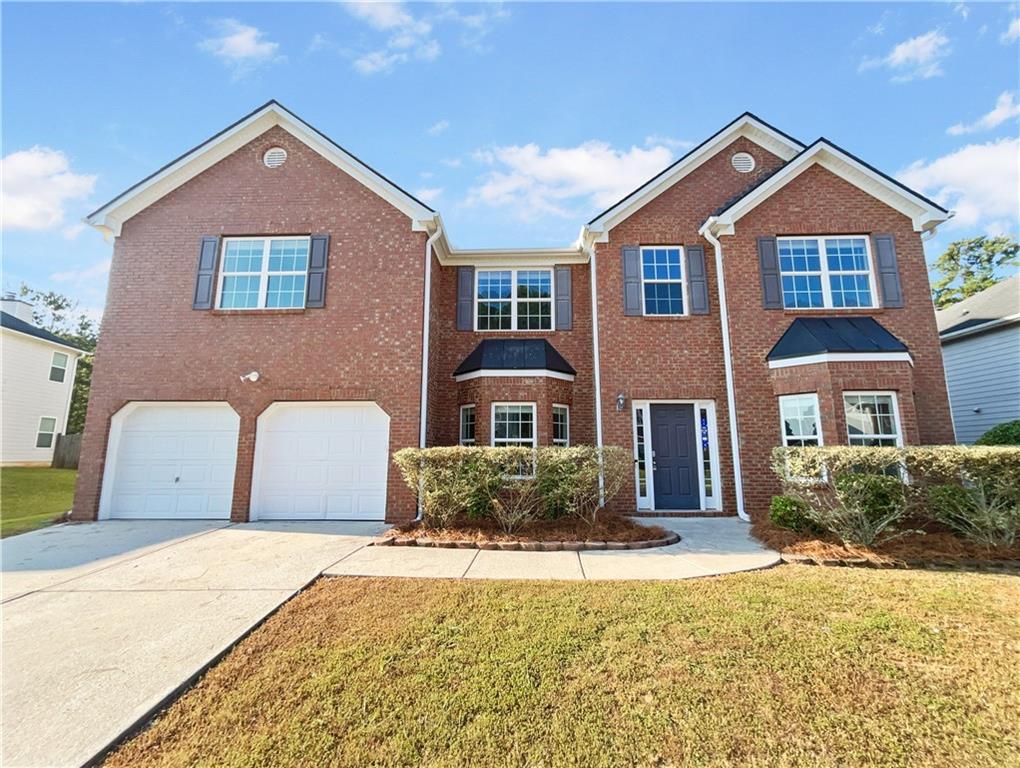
[936,275,1020,444]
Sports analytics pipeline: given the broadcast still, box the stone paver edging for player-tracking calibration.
[375,531,681,552]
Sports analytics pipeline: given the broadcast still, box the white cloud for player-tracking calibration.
[50,258,111,284]
[947,91,1020,135]
[898,137,1020,236]
[1001,17,1020,43]
[465,140,673,219]
[644,134,694,153]
[353,49,407,74]
[440,157,462,168]
[414,186,443,204]
[199,19,282,78]
[867,10,892,35]
[1,146,96,231]
[427,119,450,136]
[434,3,510,53]
[953,3,970,20]
[860,29,950,82]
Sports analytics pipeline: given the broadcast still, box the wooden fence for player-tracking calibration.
[51,433,82,469]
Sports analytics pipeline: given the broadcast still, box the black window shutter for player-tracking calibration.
[758,237,783,309]
[872,234,903,308]
[685,245,709,315]
[456,266,475,330]
[554,265,572,330]
[192,236,220,310]
[305,235,330,308]
[622,246,642,316]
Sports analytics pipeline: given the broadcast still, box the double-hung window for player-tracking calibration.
[49,352,69,383]
[459,405,476,445]
[217,237,309,310]
[843,392,902,446]
[641,246,685,315]
[36,417,57,449]
[779,394,822,447]
[778,236,876,309]
[492,404,536,448]
[552,404,569,446]
[476,269,553,330]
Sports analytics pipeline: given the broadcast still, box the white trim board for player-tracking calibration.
[453,369,575,383]
[767,351,913,369]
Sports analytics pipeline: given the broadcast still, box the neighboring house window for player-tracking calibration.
[641,246,685,315]
[552,404,569,446]
[779,393,822,447]
[459,405,476,445]
[49,352,69,383]
[844,392,902,446]
[476,269,553,331]
[778,236,875,309]
[491,403,536,448]
[35,417,57,449]
[217,237,309,310]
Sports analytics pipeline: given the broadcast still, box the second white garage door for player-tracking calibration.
[251,402,390,520]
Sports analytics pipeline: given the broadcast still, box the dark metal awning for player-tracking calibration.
[767,317,908,361]
[454,339,576,377]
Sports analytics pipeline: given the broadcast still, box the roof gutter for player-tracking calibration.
[699,216,749,522]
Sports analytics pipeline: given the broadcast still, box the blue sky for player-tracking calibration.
[3,1,1018,318]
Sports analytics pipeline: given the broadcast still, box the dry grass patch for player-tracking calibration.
[105,570,1020,768]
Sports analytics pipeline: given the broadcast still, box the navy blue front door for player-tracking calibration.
[650,404,700,510]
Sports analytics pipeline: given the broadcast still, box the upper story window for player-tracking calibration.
[844,392,901,446]
[476,269,552,331]
[49,352,69,383]
[778,236,876,310]
[217,237,309,310]
[459,404,476,445]
[779,393,821,447]
[552,404,569,446]
[641,247,685,315]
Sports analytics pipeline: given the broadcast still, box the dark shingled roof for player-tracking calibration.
[767,317,908,361]
[1,311,87,352]
[454,339,575,377]
[936,275,1020,337]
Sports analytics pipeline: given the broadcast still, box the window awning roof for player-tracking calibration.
[767,317,908,361]
[454,339,576,377]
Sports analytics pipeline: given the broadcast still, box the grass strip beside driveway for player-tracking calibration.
[1,467,76,538]
[105,568,1020,768]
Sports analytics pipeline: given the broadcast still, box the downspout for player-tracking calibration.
[700,218,749,522]
[583,234,606,504]
[416,220,444,520]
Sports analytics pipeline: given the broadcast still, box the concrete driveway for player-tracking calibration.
[1,520,384,768]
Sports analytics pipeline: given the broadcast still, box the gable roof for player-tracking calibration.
[453,339,576,377]
[936,275,1020,339]
[1,311,88,353]
[583,112,805,241]
[767,317,908,361]
[703,138,951,236]
[86,100,437,237]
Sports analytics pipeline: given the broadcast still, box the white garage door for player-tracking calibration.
[102,403,239,519]
[251,402,389,520]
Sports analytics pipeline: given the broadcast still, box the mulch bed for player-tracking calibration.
[378,515,677,551]
[752,519,1020,570]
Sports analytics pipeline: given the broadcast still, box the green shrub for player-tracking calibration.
[927,482,1019,549]
[975,420,1020,446]
[769,495,814,532]
[536,446,629,527]
[810,473,911,548]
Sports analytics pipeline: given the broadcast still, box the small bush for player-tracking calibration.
[536,446,630,527]
[927,482,1019,549]
[975,420,1020,446]
[769,495,814,532]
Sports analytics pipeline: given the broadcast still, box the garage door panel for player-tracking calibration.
[294,464,325,485]
[328,434,358,456]
[297,435,329,459]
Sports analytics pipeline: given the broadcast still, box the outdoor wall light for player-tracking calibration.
[616,393,626,412]
[240,371,260,383]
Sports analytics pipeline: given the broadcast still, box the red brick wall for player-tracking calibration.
[456,376,574,446]
[596,137,787,514]
[724,164,954,517]
[73,126,428,523]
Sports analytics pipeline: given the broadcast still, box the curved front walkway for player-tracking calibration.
[325,517,781,581]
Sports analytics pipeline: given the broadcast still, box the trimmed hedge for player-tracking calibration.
[976,420,1020,446]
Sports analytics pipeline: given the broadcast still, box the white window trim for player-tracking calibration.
[474,268,555,332]
[631,400,721,512]
[552,403,570,447]
[640,245,688,317]
[778,393,823,447]
[843,390,903,446]
[768,351,913,369]
[490,402,538,448]
[35,416,57,449]
[777,234,878,311]
[215,235,310,311]
[453,369,575,383]
[49,351,69,383]
[459,404,476,445]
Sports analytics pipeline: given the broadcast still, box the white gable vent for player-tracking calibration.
[731,152,755,173]
[263,147,288,168]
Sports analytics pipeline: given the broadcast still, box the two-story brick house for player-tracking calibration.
[73,101,953,524]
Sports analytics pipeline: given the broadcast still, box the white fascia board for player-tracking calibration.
[939,313,1020,343]
[86,103,435,237]
[585,115,804,240]
[768,351,913,369]
[432,224,587,266]
[453,369,576,382]
[711,143,951,235]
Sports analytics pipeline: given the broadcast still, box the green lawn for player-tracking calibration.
[0,467,76,537]
[105,568,1020,768]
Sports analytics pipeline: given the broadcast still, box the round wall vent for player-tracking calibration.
[731,152,756,173]
[263,147,288,168]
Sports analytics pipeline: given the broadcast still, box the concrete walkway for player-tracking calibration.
[325,518,780,581]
